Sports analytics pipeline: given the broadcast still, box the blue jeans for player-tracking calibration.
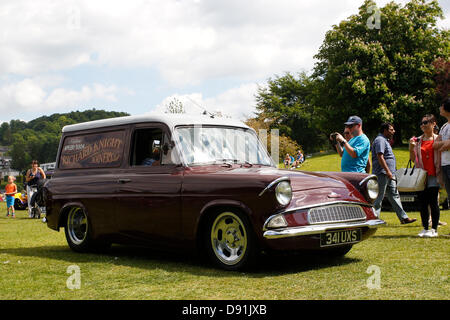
[373,173,408,221]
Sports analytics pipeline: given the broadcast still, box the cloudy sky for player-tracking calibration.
[0,0,448,123]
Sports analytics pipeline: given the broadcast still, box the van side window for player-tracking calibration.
[59,131,125,169]
[131,128,175,166]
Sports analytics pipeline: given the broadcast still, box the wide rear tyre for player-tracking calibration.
[14,198,27,210]
[205,210,258,271]
[64,207,110,253]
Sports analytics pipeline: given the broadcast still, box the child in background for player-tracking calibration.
[5,176,17,218]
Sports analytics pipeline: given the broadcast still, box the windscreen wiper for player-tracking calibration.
[242,161,253,167]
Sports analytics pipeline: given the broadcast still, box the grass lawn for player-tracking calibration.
[0,209,449,300]
[283,146,413,172]
[0,147,448,300]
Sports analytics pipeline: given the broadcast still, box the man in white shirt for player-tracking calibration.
[433,98,450,236]
[433,98,450,191]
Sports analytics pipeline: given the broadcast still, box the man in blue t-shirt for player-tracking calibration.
[334,116,370,173]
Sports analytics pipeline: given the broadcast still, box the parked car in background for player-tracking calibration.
[14,192,28,210]
[382,189,449,211]
[43,113,385,270]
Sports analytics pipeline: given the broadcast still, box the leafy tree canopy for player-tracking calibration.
[253,72,327,153]
[313,0,449,142]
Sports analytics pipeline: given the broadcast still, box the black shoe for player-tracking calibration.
[401,218,417,224]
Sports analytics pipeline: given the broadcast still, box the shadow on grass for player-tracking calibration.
[0,216,40,221]
[0,244,361,277]
[252,252,361,275]
[370,235,422,239]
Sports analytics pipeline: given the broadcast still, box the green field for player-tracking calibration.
[0,148,449,300]
[283,146,412,172]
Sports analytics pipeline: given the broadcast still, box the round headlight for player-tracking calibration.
[367,178,379,201]
[275,181,292,206]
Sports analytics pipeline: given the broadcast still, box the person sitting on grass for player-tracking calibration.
[283,153,295,169]
[5,176,17,218]
[293,150,304,168]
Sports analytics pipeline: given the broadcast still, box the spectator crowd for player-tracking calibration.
[328,98,450,237]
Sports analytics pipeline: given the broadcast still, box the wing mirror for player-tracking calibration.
[162,142,170,155]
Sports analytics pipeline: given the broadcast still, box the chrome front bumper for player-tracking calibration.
[263,219,386,239]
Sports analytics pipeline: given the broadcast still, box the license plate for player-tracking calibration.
[320,229,362,247]
[400,196,414,202]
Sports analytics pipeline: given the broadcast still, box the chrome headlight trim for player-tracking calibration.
[359,174,379,203]
[366,178,379,201]
[258,176,290,197]
[358,174,377,187]
[275,181,292,206]
[359,175,378,203]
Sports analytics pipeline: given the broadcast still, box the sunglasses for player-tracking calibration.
[420,120,431,126]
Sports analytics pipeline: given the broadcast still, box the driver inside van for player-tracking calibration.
[141,146,161,166]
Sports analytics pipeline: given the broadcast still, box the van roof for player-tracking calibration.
[62,112,250,133]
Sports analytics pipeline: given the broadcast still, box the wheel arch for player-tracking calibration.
[58,201,89,229]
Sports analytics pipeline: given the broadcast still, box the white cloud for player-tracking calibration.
[155,82,260,120]
[5,0,446,86]
[0,0,447,122]
[45,84,118,109]
[0,78,122,114]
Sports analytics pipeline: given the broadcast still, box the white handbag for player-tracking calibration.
[396,160,427,192]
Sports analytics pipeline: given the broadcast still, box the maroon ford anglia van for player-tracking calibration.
[43,113,385,270]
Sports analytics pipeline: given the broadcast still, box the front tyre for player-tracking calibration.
[205,210,258,271]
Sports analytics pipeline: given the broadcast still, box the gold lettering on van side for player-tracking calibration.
[90,152,121,164]
[61,133,124,169]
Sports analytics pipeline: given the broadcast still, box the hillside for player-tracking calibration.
[0,109,129,172]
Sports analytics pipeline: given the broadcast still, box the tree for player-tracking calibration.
[10,134,31,172]
[0,122,12,145]
[245,116,302,164]
[313,0,449,143]
[253,72,327,153]
[165,97,185,114]
[432,57,450,100]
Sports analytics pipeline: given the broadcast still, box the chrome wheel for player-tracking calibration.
[67,207,88,245]
[210,212,248,266]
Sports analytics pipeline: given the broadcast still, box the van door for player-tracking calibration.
[115,124,183,246]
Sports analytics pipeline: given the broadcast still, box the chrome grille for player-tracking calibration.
[308,204,366,225]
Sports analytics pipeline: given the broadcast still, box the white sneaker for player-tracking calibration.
[418,229,429,237]
[423,229,438,238]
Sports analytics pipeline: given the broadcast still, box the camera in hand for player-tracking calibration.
[330,132,339,145]
[330,132,346,150]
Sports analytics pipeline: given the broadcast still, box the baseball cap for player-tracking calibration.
[344,115,362,125]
